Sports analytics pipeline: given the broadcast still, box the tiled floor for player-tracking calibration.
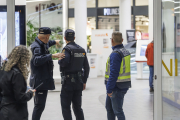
[27,74,180,120]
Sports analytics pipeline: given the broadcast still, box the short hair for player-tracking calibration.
[112,32,123,43]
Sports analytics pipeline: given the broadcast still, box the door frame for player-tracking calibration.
[153,0,163,120]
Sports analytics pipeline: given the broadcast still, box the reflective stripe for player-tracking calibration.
[122,58,126,73]
[117,78,131,82]
[105,48,131,83]
[119,72,130,77]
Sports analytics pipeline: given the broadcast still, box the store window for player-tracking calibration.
[136,0,148,6]
[135,15,149,40]
[26,0,63,58]
[68,0,96,8]
[98,16,119,31]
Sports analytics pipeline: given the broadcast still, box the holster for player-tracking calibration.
[61,73,66,85]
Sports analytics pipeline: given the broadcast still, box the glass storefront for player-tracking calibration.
[26,0,63,57]
[162,0,180,119]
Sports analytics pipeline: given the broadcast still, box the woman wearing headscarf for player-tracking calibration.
[0,45,36,120]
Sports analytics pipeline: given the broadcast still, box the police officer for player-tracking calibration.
[30,27,65,120]
[59,29,90,120]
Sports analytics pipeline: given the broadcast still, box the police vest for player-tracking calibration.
[105,47,131,82]
[61,44,86,73]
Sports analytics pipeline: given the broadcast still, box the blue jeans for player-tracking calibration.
[149,66,154,88]
[106,90,127,120]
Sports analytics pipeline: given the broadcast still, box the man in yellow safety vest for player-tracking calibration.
[105,32,131,120]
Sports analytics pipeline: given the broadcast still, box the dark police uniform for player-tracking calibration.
[30,27,56,120]
[59,29,90,120]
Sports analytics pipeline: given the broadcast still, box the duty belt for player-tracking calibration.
[65,74,78,83]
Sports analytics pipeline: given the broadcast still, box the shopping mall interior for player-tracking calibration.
[0,0,180,120]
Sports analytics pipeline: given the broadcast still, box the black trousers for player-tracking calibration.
[60,79,84,120]
[32,90,48,120]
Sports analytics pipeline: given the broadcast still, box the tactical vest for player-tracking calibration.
[61,44,86,73]
[105,47,131,82]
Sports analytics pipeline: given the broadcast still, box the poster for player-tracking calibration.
[87,54,99,78]
[126,29,135,42]
[0,12,20,65]
[91,29,113,76]
[0,12,7,62]
[142,33,149,40]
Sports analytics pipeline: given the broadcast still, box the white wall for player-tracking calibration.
[69,0,95,8]
[136,0,148,6]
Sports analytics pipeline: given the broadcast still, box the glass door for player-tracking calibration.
[162,0,180,119]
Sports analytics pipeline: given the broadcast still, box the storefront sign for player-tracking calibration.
[35,3,62,12]
[104,8,119,16]
[126,30,135,42]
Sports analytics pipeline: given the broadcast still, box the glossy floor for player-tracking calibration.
[27,74,179,120]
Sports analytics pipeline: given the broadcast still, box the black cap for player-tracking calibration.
[65,29,75,41]
[39,27,51,34]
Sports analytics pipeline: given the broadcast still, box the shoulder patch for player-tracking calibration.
[62,49,65,53]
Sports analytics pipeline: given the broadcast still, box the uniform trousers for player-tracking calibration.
[60,78,84,120]
[32,90,48,120]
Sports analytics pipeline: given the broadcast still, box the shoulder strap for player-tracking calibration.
[112,50,123,58]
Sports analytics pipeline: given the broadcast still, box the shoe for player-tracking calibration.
[150,88,154,92]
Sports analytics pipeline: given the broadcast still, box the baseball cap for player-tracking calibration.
[65,29,75,41]
[39,27,51,34]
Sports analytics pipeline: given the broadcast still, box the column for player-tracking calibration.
[75,0,87,51]
[63,0,68,47]
[119,0,131,44]
[149,0,153,40]
[7,0,15,55]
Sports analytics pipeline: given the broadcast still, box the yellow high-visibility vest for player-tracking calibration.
[105,48,131,82]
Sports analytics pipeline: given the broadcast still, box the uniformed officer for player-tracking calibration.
[105,32,131,120]
[30,27,65,120]
[59,29,90,120]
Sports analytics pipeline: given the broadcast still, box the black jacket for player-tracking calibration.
[30,37,56,90]
[0,66,33,120]
[58,42,90,83]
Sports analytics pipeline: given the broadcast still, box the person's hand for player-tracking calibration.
[28,89,36,93]
[107,92,113,97]
[55,40,61,46]
[83,84,86,90]
[52,53,65,59]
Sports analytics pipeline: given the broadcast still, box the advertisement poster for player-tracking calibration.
[135,31,142,40]
[0,12,7,62]
[126,29,135,42]
[142,33,149,40]
[91,29,113,76]
[87,54,99,78]
[0,12,20,65]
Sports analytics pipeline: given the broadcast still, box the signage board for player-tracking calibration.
[91,29,113,76]
[126,29,135,42]
[104,8,119,16]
